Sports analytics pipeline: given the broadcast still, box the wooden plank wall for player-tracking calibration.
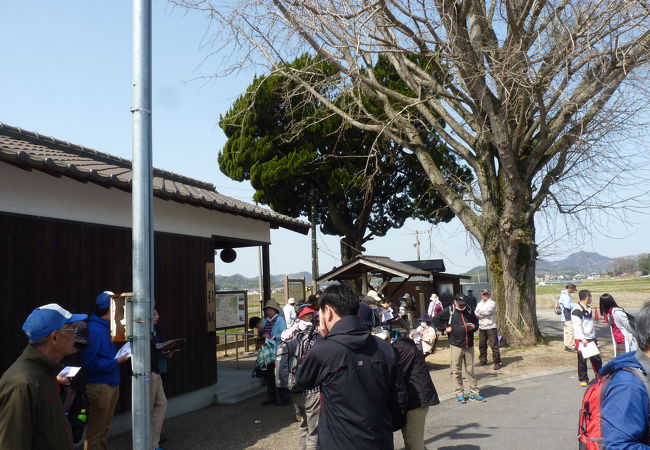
[0,212,216,412]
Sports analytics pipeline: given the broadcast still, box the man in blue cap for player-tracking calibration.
[0,303,87,449]
[82,291,129,450]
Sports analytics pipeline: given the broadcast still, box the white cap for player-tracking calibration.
[288,297,296,304]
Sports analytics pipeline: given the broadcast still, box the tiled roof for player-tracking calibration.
[0,123,310,234]
[316,254,431,282]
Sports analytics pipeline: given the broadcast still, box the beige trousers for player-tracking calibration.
[401,406,429,450]
[84,383,119,450]
[563,321,575,348]
[150,372,167,449]
[450,345,478,397]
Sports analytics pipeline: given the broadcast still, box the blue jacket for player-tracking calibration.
[600,350,650,449]
[81,314,121,386]
[262,315,286,348]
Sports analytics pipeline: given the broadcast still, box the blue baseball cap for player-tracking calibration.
[22,304,88,340]
[95,291,115,309]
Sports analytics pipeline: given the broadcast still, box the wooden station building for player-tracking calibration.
[0,122,309,416]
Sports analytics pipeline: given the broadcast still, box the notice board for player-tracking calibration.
[215,290,247,330]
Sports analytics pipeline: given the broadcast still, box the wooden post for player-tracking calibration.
[262,244,271,304]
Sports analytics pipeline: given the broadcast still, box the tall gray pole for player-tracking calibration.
[131,0,152,448]
[310,189,319,293]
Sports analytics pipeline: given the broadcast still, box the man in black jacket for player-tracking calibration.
[432,294,485,404]
[296,285,408,450]
[393,337,439,450]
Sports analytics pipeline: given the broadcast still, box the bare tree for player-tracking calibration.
[177,0,650,345]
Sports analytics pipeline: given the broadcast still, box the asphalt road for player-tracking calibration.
[394,370,583,450]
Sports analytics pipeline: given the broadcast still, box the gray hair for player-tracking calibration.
[28,336,50,348]
[634,302,650,352]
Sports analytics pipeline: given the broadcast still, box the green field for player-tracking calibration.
[536,277,650,308]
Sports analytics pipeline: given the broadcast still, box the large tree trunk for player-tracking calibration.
[340,235,364,292]
[482,217,543,346]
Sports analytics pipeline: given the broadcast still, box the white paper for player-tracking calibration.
[57,366,81,378]
[579,341,600,358]
[115,342,132,359]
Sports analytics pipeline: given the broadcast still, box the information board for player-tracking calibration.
[215,290,247,330]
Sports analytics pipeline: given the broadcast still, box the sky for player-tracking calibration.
[2,1,649,277]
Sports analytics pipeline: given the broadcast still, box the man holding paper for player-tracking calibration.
[0,303,87,450]
[571,289,603,387]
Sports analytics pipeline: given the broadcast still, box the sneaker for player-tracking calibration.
[580,381,589,387]
[469,394,487,402]
[477,361,488,366]
[456,395,467,404]
[493,363,503,370]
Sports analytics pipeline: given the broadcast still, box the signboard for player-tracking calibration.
[206,263,216,332]
[215,290,247,330]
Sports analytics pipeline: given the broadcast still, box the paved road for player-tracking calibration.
[394,369,583,450]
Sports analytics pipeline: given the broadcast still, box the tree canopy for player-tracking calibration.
[219,55,471,262]
[180,0,650,344]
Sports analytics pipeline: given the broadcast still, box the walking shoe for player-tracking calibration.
[565,347,576,353]
[456,395,467,404]
[579,381,589,387]
[477,361,488,366]
[469,394,487,402]
[493,363,503,370]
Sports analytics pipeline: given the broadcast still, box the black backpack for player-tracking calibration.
[275,325,316,391]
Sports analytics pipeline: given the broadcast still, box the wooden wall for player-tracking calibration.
[0,212,216,412]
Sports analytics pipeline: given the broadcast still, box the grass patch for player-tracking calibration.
[536,277,650,309]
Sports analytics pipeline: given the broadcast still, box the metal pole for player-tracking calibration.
[131,0,152,448]
[310,189,319,293]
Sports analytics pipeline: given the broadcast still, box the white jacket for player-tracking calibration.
[571,303,595,340]
[611,307,638,352]
[474,297,497,330]
[283,303,297,328]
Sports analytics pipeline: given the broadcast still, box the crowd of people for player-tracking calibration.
[0,292,171,450]
[251,285,503,449]
[3,282,650,449]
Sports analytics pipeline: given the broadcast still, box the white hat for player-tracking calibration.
[366,290,382,302]
[402,293,411,299]
[288,297,296,305]
[430,293,439,301]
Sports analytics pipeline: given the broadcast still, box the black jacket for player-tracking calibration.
[392,338,439,410]
[432,306,479,348]
[296,315,408,450]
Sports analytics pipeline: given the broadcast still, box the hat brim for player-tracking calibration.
[67,314,88,323]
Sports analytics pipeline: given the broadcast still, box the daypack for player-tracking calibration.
[275,325,316,391]
[578,366,650,449]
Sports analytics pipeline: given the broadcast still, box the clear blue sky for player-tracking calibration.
[2,1,648,277]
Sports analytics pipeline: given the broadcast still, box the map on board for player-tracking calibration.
[215,291,247,330]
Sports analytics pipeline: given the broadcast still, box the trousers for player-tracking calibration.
[84,383,119,450]
[450,345,478,397]
[291,391,320,450]
[401,406,429,450]
[478,328,501,364]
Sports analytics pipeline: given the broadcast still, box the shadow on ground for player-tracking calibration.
[425,422,492,445]
[109,393,298,450]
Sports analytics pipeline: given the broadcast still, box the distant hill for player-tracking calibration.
[216,271,313,290]
[463,251,614,279]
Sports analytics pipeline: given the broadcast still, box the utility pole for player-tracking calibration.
[412,230,421,261]
[310,189,319,293]
[131,0,152,448]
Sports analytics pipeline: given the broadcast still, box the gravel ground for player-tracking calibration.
[109,310,615,449]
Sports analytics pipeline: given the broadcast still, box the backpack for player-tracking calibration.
[554,298,563,315]
[275,325,316,391]
[578,366,650,449]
